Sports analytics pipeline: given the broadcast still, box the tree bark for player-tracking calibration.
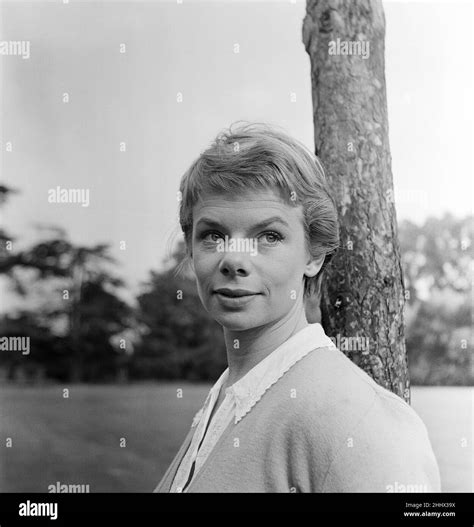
[303,0,410,402]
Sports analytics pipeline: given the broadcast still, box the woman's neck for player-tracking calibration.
[222,307,309,387]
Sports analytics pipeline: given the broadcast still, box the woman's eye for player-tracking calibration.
[202,231,223,243]
[259,231,283,244]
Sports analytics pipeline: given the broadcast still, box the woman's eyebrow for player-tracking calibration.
[195,216,290,231]
[249,217,291,230]
[195,218,222,230]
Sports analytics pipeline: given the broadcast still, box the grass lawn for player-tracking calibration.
[0,384,471,492]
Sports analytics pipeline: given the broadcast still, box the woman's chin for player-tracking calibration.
[213,311,262,332]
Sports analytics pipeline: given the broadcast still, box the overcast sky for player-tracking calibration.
[1,0,472,309]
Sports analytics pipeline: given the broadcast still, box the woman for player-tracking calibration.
[154,122,441,493]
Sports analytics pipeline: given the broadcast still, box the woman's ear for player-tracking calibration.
[304,254,325,278]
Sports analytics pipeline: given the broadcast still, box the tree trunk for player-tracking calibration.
[303,0,410,402]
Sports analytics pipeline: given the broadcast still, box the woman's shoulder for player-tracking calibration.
[278,346,440,492]
[283,345,379,416]
[282,345,429,441]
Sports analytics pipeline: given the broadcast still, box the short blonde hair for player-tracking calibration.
[177,121,340,298]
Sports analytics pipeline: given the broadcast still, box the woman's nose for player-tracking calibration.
[218,253,250,277]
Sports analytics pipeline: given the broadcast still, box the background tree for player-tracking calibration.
[399,214,472,385]
[303,0,409,400]
[0,185,133,382]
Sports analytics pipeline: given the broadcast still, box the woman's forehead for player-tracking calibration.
[196,187,286,203]
[193,191,304,227]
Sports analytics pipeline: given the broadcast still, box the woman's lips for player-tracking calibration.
[214,288,259,297]
[213,290,260,308]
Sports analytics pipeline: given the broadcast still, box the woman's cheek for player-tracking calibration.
[193,254,216,298]
[267,253,294,282]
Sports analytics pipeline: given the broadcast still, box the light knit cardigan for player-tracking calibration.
[154,345,441,493]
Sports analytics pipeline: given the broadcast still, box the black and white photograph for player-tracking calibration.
[0,0,472,517]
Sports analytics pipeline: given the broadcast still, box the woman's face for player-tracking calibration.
[190,189,322,331]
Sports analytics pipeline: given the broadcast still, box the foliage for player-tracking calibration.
[400,214,473,385]
[0,184,133,382]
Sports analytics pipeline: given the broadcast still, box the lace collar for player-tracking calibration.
[192,323,336,426]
